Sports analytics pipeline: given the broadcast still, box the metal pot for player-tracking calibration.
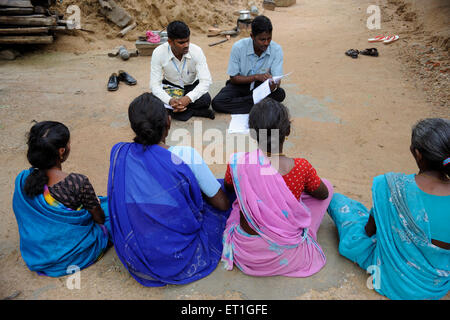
[239,10,251,21]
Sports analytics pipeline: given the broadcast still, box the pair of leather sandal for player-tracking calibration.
[345,48,379,59]
[108,70,137,91]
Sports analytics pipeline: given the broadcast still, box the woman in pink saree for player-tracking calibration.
[222,98,333,277]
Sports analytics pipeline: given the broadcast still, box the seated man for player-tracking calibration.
[212,15,286,114]
[150,20,215,121]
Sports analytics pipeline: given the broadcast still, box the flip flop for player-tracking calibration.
[384,35,399,44]
[360,48,379,57]
[345,49,359,58]
[368,35,387,42]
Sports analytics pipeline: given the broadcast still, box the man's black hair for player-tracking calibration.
[167,21,190,40]
[251,15,273,36]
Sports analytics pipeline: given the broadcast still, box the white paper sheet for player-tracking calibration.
[252,72,292,104]
[227,114,250,134]
[164,103,173,110]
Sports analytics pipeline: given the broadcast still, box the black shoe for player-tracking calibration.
[117,70,137,85]
[193,108,215,119]
[107,73,119,91]
[345,49,359,59]
[360,48,379,57]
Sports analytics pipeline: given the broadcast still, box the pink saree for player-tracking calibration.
[221,150,333,277]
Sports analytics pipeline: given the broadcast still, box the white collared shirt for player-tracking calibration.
[150,42,212,105]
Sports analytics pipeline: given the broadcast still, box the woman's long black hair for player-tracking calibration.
[23,121,70,197]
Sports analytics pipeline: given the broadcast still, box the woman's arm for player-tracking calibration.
[79,175,105,224]
[205,188,230,211]
[224,180,234,192]
[89,205,106,225]
[307,180,329,200]
[364,215,377,237]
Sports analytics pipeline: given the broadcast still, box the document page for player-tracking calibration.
[252,72,292,104]
[227,114,250,134]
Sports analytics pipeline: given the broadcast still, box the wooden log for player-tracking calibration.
[0,26,49,34]
[263,0,276,11]
[33,6,46,15]
[275,0,296,6]
[0,0,33,7]
[0,15,57,26]
[118,22,136,37]
[0,7,34,15]
[0,35,53,44]
[48,25,67,31]
[31,0,54,7]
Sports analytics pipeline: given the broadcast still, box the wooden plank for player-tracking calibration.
[48,25,67,31]
[0,0,33,8]
[0,35,53,44]
[118,22,136,37]
[275,0,296,6]
[0,15,57,26]
[0,27,49,34]
[0,7,34,15]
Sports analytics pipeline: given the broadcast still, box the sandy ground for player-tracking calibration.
[0,0,448,300]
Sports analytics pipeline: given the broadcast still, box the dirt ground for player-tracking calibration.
[0,0,448,300]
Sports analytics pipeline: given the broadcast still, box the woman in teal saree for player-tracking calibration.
[328,118,450,300]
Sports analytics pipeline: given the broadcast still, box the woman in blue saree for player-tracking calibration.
[328,118,450,300]
[107,93,233,287]
[12,121,111,277]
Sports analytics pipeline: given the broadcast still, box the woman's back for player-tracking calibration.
[225,157,321,200]
[46,173,102,211]
[413,174,450,245]
[108,142,231,286]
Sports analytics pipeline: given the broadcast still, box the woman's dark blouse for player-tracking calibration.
[48,173,100,210]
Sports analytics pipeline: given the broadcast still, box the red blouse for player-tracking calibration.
[224,158,321,200]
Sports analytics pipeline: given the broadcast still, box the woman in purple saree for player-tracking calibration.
[108,93,233,286]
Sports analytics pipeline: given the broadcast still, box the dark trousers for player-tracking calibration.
[212,80,286,114]
[162,79,212,121]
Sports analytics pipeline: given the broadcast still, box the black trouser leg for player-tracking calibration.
[212,80,286,114]
[212,81,254,114]
[268,87,286,103]
[162,79,212,121]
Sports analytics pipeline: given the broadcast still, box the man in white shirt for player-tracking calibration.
[150,21,215,121]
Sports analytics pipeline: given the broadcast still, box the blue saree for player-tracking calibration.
[328,172,450,300]
[12,169,110,277]
[107,142,232,287]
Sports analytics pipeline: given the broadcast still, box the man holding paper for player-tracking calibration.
[150,21,215,121]
[212,15,286,114]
